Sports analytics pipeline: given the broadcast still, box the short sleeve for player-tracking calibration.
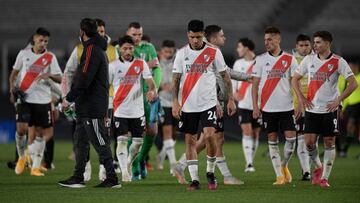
[290,56,298,77]
[213,49,227,72]
[295,56,309,76]
[252,56,262,78]
[142,61,153,79]
[49,54,63,75]
[338,58,354,79]
[13,50,24,70]
[172,51,183,74]
[108,62,115,84]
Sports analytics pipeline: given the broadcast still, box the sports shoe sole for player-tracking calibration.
[58,183,86,188]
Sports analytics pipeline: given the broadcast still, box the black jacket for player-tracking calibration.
[66,34,109,118]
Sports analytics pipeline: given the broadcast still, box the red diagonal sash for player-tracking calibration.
[307,57,339,102]
[237,63,254,98]
[113,59,144,112]
[19,53,53,92]
[261,54,292,109]
[181,47,217,106]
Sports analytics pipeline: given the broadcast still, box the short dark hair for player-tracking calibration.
[118,35,134,47]
[35,27,50,37]
[142,35,151,42]
[80,18,98,37]
[313,31,333,43]
[296,34,311,43]
[161,40,176,48]
[265,26,281,34]
[128,22,141,29]
[187,19,204,32]
[238,38,255,51]
[95,18,105,27]
[204,25,222,41]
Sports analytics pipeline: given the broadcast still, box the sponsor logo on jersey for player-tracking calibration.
[115,121,120,128]
[266,62,270,66]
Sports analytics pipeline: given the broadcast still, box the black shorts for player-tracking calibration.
[160,107,177,126]
[296,116,305,134]
[261,110,296,134]
[345,103,360,122]
[304,111,338,137]
[114,116,145,138]
[16,102,53,128]
[179,106,217,135]
[238,108,261,128]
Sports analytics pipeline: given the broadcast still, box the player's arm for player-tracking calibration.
[219,70,236,116]
[145,78,157,102]
[9,69,20,103]
[172,72,182,119]
[291,73,312,118]
[228,68,251,82]
[327,75,357,112]
[61,47,78,97]
[251,76,261,119]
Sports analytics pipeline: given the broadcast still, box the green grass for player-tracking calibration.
[0,141,359,203]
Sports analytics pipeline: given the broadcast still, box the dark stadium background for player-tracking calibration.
[0,0,359,142]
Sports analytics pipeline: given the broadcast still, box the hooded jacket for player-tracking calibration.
[66,34,109,118]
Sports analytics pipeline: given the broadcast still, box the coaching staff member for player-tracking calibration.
[59,18,120,188]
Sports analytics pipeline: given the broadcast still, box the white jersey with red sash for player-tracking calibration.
[173,43,227,113]
[233,58,255,110]
[295,53,354,113]
[13,48,62,104]
[110,58,152,118]
[252,51,298,112]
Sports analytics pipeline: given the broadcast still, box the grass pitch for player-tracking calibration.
[0,141,359,203]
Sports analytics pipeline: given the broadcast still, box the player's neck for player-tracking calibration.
[269,48,282,57]
[318,50,332,60]
[31,47,45,54]
[189,42,205,51]
[244,52,255,61]
[120,56,134,62]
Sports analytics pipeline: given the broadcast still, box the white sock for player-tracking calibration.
[178,153,187,171]
[158,145,167,166]
[242,135,254,166]
[321,145,336,180]
[128,137,143,165]
[282,137,296,167]
[206,155,216,173]
[216,156,232,177]
[297,135,310,174]
[116,135,128,174]
[164,139,177,165]
[32,137,45,169]
[268,141,283,177]
[15,132,27,158]
[307,145,322,168]
[187,160,199,181]
[28,142,35,161]
[253,137,259,158]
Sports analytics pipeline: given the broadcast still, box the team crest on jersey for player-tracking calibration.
[282,60,288,67]
[115,121,120,128]
[134,66,140,74]
[327,64,334,71]
[204,54,210,62]
[42,58,48,65]
[178,121,183,128]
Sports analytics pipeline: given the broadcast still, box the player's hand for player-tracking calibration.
[216,104,224,119]
[61,98,70,112]
[326,99,340,112]
[227,99,236,116]
[172,101,182,120]
[39,73,50,80]
[253,106,261,119]
[300,96,314,110]
[294,105,302,120]
[146,90,157,102]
